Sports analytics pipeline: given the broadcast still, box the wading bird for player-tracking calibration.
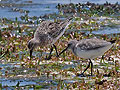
[58,38,115,76]
[28,18,72,60]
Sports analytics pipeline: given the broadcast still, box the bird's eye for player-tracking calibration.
[68,43,71,46]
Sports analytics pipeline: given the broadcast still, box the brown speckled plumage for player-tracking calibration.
[28,18,72,59]
[34,19,71,46]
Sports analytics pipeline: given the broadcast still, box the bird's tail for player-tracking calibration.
[110,40,116,44]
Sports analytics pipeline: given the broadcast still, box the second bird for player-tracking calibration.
[58,37,115,76]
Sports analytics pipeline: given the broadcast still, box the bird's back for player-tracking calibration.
[74,38,114,59]
[35,19,71,36]
[76,38,111,51]
[34,19,72,45]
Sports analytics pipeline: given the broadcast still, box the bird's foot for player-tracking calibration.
[44,55,52,60]
[77,73,94,77]
[56,54,59,58]
[87,74,95,77]
[103,73,111,77]
[76,73,86,77]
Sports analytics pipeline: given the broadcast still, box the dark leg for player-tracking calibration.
[77,59,91,77]
[89,59,93,76]
[53,44,59,57]
[77,59,93,77]
[45,46,53,60]
[81,59,91,75]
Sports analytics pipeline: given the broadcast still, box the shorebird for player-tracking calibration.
[58,37,115,76]
[27,18,72,60]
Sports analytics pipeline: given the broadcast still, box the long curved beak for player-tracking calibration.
[59,46,69,56]
[30,49,33,60]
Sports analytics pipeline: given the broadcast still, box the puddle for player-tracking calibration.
[67,26,120,35]
[92,26,120,34]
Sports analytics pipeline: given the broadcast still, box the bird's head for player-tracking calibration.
[58,40,78,56]
[27,38,39,60]
[67,40,77,49]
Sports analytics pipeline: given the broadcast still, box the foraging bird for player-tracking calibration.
[58,38,115,76]
[27,18,72,60]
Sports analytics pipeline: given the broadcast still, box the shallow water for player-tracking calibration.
[0,0,120,19]
[92,26,120,34]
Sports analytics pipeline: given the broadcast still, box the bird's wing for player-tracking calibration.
[47,19,71,38]
[35,21,54,35]
[34,18,71,41]
[76,38,111,50]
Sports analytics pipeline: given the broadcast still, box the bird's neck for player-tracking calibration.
[32,38,40,47]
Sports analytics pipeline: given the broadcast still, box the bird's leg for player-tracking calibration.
[53,44,59,57]
[45,46,53,60]
[89,59,93,76]
[81,59,91,75]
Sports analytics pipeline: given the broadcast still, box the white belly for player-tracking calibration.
[75,44,113,59]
